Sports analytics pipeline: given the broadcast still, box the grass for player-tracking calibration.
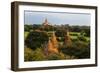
[70,32,80,35]
[85,37,90,41]
[69,32,90,41]
[70,36,77,39]
[70,32,79,40]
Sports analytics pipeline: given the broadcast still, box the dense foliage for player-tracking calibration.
[24,24,90,61]
[25,31,49,50]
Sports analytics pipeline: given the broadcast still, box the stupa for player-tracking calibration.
[64,30,72,47]
[44,32,59,55]
[42,18,49,26]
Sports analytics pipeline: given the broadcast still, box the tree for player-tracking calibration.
[25,31,49,50]
[24,25,33,31]
[60,40,90,59]
[55,29,67,37]
[84,28,90,37]
[78,30,87,42]
[32,24,41,30]
[71,26,81,32]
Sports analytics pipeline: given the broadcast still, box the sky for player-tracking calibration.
[24,11,91,26]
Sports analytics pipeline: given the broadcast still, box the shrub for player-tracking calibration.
[78,31,87,42]
[60,41,90,59]
[70,33,78,36]
[24,48,46,61]
[24,48,34,61]
[31,48,46,61]
[78,36,87,41]
[47,53,66,60]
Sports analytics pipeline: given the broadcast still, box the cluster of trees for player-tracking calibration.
[59,41,90,59]
[24,24,90,61]
[25,24,90,37]
[24,48,67,61]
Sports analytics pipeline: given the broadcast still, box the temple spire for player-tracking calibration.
[51,31,58,48]
[43,18,49,26]
[64,30,72,47]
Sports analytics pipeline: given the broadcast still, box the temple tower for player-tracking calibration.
[64,30,72,47]
[44,32,59,55]
[51,32,58,48]
[43,18,49,26]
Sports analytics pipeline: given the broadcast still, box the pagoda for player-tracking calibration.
[42,18,49,26]
[44,32,59,55]
[42,18,59,55]
[64,30,72,47]
[51,32,58,48]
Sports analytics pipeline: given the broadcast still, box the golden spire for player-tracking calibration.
[47,38,58,53]
[48,38,54,51]
[51,31,58,48]
[45,32,59,54]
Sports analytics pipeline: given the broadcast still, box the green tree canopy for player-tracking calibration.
[25,31,49,50]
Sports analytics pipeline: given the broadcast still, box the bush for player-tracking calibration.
[24,48,34,61]
[31,48,46,61]
[47,53,66,60]
[24,48,46,61]
[60,41,90,59]
[78,31,87,42]
[70,33,78,36]
[71,38,78,42]
[78,36,87,42]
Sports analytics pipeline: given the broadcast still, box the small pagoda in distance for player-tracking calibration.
[42,18,50,26]
[64,29,72,47]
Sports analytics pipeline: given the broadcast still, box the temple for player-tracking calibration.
[42,18,49,26]
[44,32,59,55]
[64,30,72,47]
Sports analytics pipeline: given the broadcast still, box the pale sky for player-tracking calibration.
[24,11,91,26]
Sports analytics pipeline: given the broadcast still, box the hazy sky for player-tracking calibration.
[24,11,91,26]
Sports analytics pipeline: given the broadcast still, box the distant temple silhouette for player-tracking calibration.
[42,18,50,26]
